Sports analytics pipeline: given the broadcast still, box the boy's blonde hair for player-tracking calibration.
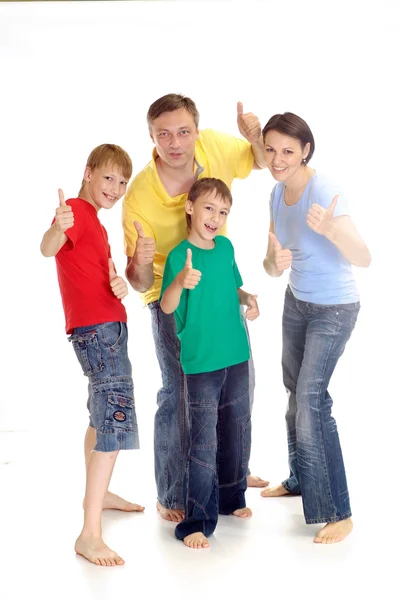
[79,144,133,195]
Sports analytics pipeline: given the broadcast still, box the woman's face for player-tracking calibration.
[264,129,309,182]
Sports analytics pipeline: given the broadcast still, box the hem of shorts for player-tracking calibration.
[305,512,352,525]
[94,432,139,452]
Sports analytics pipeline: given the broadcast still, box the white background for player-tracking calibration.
[0,1,399,596]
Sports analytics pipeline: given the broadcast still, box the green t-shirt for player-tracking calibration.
[160,236,250,375]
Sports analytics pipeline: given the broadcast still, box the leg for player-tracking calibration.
[261,287,306,498]
[175,370,222,547]
[295,302,360,542]
[75,449,125,566]
[218,362,252,518]
[149,302,187,521]
[83,425,144,513]
[241,309,269,488]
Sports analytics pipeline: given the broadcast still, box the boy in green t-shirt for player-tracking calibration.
[160,177,259,549]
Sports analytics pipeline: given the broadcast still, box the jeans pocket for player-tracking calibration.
[104,389,136,432]
[100,322,124,349]
[70,331,104,376]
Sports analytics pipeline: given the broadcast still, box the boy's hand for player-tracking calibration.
[268,232,292,271]
[245,294,260,321]
[133,221,156,266]
[177,248,202,290]
[55,188,74,233]
[109,259,128,300]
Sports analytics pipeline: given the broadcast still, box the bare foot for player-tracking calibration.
[232,507,252,518]
[247,474,270,488]
[103,492,144,512]
[183,532,210,549]
[314,518,353,544]
[156,501,184,523]
[75,535,125,566]
[260,484,290,498]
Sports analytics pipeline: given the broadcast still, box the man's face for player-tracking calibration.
[150,108,198,170]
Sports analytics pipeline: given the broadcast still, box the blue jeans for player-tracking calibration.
[149,301,255,510]
[282,286,360,524]
[175,361,251,540]
[69,322,139,452]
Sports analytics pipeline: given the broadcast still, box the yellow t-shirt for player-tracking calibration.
[122,129,254,305]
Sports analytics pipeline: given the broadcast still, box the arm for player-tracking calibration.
[124,221,156,293]
[40,189,73,257]
[307,196,371,267]
[263,223,292,277]
[160,248,202,314]
[237,102,268,170]
[160,278,184,314]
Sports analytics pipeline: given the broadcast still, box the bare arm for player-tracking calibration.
[125,256,155,293]
[40,189,73,257]
[40,224,68,257]
[160,278,184,314]
[324,217,371,267]
[237,102,267,170]
[263,223,292,277]
[307,196,371,267]
[160,248,201,314]
[125,221,156,293]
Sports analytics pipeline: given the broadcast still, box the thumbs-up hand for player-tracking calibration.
[237,101,262,144]
[245,293,260,321]
[54,188,74,233]
[133,220,156,266]
[177,248,202,290]
[306,195,338,236]
[108,258,128,300]
[268,232,292,271]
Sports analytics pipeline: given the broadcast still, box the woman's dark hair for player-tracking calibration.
[262,112,315,163]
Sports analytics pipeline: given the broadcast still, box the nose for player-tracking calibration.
[169,134,181,149]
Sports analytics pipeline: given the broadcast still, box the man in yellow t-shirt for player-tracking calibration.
[123,93,268,522]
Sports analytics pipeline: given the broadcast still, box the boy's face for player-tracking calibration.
[82,164,129,210]
[186,190,231,245]
[150,108,199,171]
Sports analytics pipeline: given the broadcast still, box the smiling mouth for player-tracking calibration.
[103,193,117,202]
[205,224,217,232]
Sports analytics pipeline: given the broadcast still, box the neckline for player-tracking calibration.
[283,171,316,207]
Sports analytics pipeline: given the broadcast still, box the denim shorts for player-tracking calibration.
[68,321,139,453]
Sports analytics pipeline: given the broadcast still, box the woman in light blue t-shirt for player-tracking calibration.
[261,112,371,544]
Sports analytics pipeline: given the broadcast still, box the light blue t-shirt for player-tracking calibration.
[269,172,359,304]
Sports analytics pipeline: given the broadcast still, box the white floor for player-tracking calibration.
[1,408,397,600]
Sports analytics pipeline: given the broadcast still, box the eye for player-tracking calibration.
[284,150,294,154]
[180,130,190,135]
[158,132,169,138]
[205,206,213,211]
[221,211,228,216]
[105,176,113,181]
[265,148,274,152]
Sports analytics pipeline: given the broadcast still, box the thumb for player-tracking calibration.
[248,293,258,305]
[108,258,117,281]
[328,195,339,215]
[185,248,192,268]
[269,231,282,249]
[237,101,244,117]
[58,188,66,207]
[134,220,145,238]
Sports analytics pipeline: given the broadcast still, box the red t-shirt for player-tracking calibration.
[55,198,127,334]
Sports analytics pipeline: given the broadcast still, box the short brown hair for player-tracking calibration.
[79,144,132,195]
[186,178,232,229]
[262,112,315,164]
[147,94,200,129]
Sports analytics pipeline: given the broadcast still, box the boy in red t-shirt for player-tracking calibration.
[41,144,143,567]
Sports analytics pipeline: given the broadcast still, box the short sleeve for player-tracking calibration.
[205,130,254,179]
[313,176,350,218]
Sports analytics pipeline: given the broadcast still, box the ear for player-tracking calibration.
[185,200,193,215]
[302,142,310,162]
[83,166,92,182]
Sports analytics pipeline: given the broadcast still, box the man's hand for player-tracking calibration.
[133,221,156,265]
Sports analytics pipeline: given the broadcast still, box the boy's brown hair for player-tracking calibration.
[186,178,232,229]
[79,144,133,195]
